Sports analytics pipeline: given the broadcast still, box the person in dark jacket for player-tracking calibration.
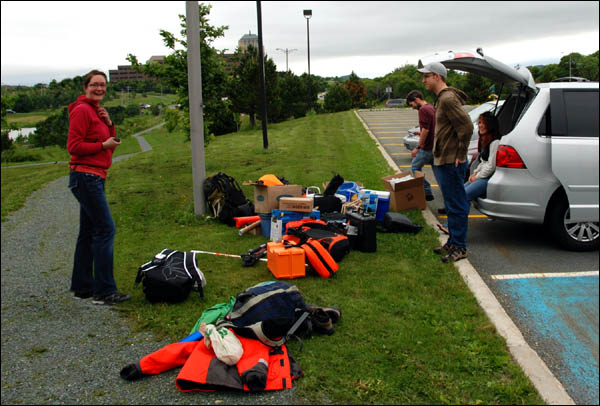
[67,69,129,305]
[419,62,473,263]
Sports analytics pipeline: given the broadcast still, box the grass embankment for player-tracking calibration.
[1,111,543,404]
[109,112,541,404]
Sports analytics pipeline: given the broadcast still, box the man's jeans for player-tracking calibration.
[433,162,470,248]
[410,149,434,198]
[68,171,117,297]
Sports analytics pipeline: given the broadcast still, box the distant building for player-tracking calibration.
[238,32,258,51]
[109,56,165,82]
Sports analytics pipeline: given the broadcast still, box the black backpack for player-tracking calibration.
[217,281,311,347]
[204,172,254,226]
[135,249,206,303]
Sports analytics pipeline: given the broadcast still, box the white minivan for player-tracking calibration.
[419,50,599,251]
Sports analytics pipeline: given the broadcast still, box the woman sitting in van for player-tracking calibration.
[437,112,501,236]
[465,111,502,201]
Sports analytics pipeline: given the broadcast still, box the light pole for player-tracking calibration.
[303,9,312,110]
[561,51,572,79]
[276,48,297,72]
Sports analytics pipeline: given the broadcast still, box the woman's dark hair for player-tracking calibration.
[478,111,501,153]
[479,111,500,138]
[83,70,107,87]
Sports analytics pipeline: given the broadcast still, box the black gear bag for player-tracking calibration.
[136,249,206,303]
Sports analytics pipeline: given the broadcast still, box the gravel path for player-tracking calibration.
[1,133,296,405]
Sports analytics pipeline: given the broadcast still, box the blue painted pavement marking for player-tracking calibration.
[496,275,599,405]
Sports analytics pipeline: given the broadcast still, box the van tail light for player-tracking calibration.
[496,145,527,169]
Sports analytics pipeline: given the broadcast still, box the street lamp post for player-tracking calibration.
[303,9,312,110]
[276,48,297,72]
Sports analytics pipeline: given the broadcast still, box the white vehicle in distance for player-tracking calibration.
[418,49,598,251]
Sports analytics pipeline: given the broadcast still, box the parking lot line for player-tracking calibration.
[439,214,489,219]
[491,271,599,280]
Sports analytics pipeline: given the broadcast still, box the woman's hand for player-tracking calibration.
[102,137,121,150]
[97,106,113,127]
[468,173,477,183]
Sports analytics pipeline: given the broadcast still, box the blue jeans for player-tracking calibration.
[464,178,489,202]
[433,162,470,248]
[68,171,117,297]
[410,149,434,197]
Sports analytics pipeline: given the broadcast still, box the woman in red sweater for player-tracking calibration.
[67,70,129,305]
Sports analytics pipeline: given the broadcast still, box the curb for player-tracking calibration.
[354,110,575,405]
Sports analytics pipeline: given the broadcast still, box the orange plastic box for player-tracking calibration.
[267,242,306,279]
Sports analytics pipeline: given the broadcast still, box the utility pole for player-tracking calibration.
[257,1,268,149]
[186,0,206,215]
[276,48,297,72]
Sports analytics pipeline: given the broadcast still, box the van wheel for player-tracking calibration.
[548,195,599,251]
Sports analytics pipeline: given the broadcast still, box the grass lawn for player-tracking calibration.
[1,110,543,404]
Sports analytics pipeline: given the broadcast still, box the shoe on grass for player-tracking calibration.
[74,291,93,299]
[441,246,468,263]
[433,242,453,255]
[92,291,131,306]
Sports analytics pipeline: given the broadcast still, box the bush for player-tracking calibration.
[106,106,125,125]
[125,104,140,117]
[164,110,180,133]
[324,83,352,113]
[1,131,13,152]
[207,99,239,136]
[28,108,69,148]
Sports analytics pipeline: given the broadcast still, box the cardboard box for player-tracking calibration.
[253,184,303,214]
[381,171,426,211]
[278,197,314,213]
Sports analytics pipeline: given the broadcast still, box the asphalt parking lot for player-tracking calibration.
[357,107,599,405]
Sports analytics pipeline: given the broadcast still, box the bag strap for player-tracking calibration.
[184,251,205,300]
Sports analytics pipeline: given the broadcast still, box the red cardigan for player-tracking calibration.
[67,95,116,178]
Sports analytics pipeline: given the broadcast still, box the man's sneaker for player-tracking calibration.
[433,242,453,255]
[92,291,131,306]
[441,246,468,263]
[74,291,93,299]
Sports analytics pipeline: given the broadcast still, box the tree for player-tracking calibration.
[278,71,309,119]
[127,3,235,139]
[343,72,367,108]
[324,83,352,112]
[228,44,282,126]
[28,108,69,148]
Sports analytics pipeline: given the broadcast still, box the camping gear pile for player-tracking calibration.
[123,171,423,393]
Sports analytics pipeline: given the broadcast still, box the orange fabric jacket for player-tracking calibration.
[137,330,301,392]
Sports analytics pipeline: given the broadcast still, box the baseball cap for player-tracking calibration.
[417,62,447,79]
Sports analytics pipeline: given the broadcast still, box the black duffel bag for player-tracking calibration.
[135,249,206,303]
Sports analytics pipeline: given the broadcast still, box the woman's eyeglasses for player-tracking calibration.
[88,83,107,88]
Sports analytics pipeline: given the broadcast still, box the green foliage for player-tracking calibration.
[324,83,352,112]
[127,3,229,139]
[106,105,126,125]
[164,110,180,133]
[228,44,282,126]
[1,131,13,152]
[124,104,140,117]
[28,108,69,148]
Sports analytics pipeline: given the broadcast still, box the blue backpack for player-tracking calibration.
[217,281,310,347]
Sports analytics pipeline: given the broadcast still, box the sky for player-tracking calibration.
[1,1,598,86]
